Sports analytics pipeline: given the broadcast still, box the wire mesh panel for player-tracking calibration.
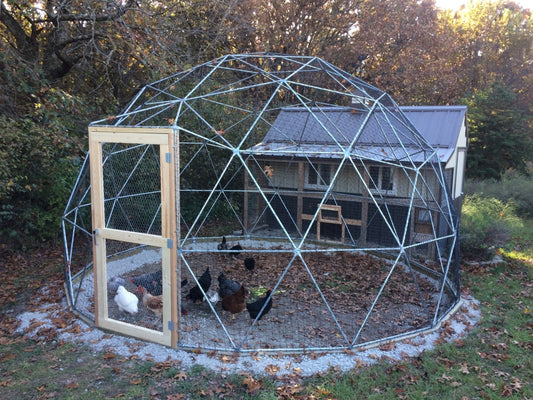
[64,54,463,353]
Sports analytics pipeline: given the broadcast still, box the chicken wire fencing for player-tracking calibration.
[62,53,461,354]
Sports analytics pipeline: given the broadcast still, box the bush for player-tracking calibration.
[0,88,86,249]
[464,163,533,218]
[460,194,523,260]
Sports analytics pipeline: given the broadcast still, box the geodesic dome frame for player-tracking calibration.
[63,53,461,353]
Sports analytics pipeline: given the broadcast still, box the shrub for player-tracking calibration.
[464,163,533,218]
[0,88,86,249]
[460,194,522,260]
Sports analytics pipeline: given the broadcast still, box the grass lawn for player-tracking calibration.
[1,230,531,399]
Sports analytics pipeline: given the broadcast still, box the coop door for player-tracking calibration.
[88,127,178,347]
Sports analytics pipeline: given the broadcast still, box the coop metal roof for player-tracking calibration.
[249,105,466,164]
[401,106,466,149]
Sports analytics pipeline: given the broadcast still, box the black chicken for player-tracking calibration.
[246,290,273,321]
[244,257,255,273]
[218,272,241,298]
[186,267,212,303]
[230,243,243,258]
[217,236,228,251]
[131,270,162,295]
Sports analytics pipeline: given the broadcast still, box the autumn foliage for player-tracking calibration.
[0,0,531,250]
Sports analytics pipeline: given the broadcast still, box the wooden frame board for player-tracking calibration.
[89,126,178,347]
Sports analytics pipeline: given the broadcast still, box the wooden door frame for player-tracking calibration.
[89,126,178,347]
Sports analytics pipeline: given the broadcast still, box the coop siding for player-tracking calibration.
[267,161,299,189]
[335,164,364,194]
[267,159,365,194]
[402,168,441,202]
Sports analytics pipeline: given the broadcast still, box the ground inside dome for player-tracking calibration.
[70,242,458,353]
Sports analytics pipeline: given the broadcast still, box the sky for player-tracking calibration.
[434,0,533,10]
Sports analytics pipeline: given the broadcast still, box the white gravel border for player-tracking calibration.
[14,291,481,377]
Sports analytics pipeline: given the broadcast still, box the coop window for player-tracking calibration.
[306,163,332,188]
[369,166,395,194]
[414,207,433,234]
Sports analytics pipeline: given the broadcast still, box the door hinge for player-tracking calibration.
[165,152,172,163]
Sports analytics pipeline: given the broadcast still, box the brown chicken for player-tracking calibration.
[138,286,163,319]
[221,285,246,319]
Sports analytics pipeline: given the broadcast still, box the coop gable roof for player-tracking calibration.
[400,106,466,149]
[250,105,466,164]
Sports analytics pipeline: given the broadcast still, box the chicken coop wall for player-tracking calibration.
[243,158,453,259]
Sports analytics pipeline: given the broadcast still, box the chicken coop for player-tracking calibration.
[62,53,464,353]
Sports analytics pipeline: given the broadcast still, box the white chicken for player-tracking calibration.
[114,285,139,314]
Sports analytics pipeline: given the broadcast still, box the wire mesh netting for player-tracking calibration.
[63,53,461,353]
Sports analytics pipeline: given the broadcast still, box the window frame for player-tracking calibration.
[368,165,396,195]
[414,207,434,234]
[305,163,333,189]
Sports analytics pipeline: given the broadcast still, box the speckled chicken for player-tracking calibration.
[131,270,162,295]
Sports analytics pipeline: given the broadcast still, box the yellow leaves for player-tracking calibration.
[264,165,274,178]
[264,364,280,374]
[220,355,233,363]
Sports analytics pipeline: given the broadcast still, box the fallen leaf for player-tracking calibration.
[243,376,262,394]
[459,362,470,374]
[175,371,187,381]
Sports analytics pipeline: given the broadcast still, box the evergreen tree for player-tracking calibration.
[465,82,532,180]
